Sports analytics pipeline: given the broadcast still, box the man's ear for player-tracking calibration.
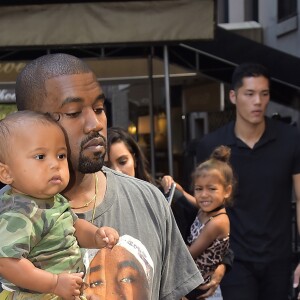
[229,89,236,105]
[0,162,13,184]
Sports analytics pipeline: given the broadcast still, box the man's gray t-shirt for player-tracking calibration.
[0,167,203,299]
[78,167,203,299]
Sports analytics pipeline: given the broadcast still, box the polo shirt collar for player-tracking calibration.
[228,117,277,148]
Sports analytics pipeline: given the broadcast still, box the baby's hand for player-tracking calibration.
[52,272,83,300]
[95,226,119,249]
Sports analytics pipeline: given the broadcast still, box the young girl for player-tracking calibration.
[186,145,234,300]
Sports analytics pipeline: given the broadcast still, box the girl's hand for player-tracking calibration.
[161,175,175,193]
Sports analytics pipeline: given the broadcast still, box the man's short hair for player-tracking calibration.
[231,62,271,91]
[16,53,92,111]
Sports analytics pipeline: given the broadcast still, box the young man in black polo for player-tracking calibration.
[197,62,300,300]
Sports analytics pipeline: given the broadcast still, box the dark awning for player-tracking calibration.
[177,26,300,106]
[0,17,300,107]
[0,0,214,47]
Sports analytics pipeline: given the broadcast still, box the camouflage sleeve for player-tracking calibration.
[0,212,34,259]
[55,193,78,224]
[70,208,78,224]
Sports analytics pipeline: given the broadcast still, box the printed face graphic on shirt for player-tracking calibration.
[84,235,153,300]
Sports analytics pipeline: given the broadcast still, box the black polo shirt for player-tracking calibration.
[196,117,300,262]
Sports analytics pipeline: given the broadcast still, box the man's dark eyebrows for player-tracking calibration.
[96,93,105,102]
[89,264,103,274]
[60,93,105,108]
[60,97,83,108]
[95,94,106,106]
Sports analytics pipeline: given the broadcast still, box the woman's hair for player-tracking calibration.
[107,127,156,185]
[192,145,235,205]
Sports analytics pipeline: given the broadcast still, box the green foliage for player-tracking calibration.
[0,104,17,120]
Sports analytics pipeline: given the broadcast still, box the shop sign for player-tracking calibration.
[0,89,16,103]
[0,63,25,74]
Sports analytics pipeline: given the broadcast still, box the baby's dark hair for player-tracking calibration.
[0,110,62,163]
[193,145,235,205]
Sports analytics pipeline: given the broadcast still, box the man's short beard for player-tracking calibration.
[78,153,105,174]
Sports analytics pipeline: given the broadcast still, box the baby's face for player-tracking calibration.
[7,122,69,199]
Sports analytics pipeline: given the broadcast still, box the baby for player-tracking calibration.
[0,111,119,300]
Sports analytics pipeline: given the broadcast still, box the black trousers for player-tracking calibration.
[220,258,292,300]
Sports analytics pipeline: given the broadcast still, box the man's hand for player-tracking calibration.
[198,264,226,299]
[293,263,300,299]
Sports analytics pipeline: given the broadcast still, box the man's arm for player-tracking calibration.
[198,264,226,299]
[294,174,300,239]
[221,247,234,273]
[292,174,300,298]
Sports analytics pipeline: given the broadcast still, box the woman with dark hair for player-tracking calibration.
[106,127,156,185]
